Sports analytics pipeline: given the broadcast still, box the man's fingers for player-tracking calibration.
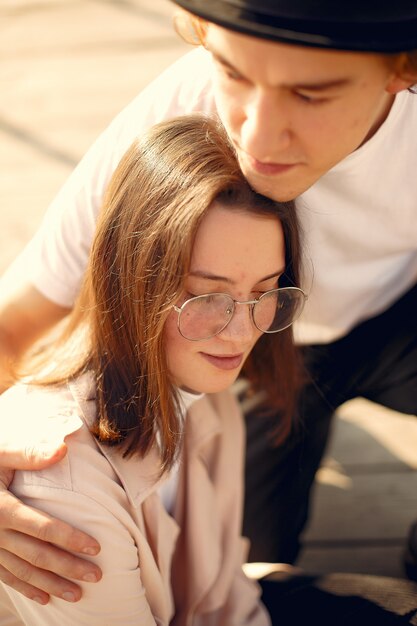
[0,488,101,603]
[0,399,82,470]
[0,530,102,583]
[0,551,83,603]
[0,490,101,556]
[0,562,50,605]
[23,441,69,470]
[0,467,13,489]
[0,441,68,471]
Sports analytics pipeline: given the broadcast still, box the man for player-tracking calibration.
[0,0,416,606]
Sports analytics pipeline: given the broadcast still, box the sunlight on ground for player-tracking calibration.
[338,398,417,470]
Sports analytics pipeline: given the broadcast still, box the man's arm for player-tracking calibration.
[0,282,102,603]
[0,280,69,394]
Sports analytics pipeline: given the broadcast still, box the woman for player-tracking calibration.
[0,114,305,625]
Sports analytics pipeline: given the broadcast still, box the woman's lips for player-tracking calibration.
[200,352,244,371]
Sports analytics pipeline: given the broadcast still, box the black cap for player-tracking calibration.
[172,0,417,51]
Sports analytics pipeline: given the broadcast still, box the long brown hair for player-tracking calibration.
[25,115,302,472]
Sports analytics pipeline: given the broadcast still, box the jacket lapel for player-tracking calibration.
[171,391,244,620]
[68,372,181,622]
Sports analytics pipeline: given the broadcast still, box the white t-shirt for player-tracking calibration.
[12,47,417,345]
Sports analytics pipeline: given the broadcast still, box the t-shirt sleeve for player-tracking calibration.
[22,47,215,307]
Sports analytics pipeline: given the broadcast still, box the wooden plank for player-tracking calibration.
[302,471,417,542]
[0,0,188,271]
[299,401,417,577]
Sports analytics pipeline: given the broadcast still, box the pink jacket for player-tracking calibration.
[0,373,270,626]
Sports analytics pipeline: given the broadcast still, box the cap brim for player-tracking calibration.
[173,0,417,51]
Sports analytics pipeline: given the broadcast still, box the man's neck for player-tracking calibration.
[360,93,396,147]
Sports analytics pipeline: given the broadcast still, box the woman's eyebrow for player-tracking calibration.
[189,270,284,284]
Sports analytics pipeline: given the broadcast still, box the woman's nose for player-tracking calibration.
[218,303,256,344]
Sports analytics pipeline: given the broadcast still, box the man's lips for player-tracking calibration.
[200,352,244,371]
[245,153,296,176]
[248,158,296,176]
[236,146,300,176]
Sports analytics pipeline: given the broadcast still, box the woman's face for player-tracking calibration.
[164,202,285,394]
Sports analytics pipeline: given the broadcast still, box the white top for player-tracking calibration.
[157,388,203,514]
[8,47,417,345]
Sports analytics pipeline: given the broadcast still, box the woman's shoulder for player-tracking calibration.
[5,378,151,515]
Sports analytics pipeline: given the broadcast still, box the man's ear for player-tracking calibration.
[385,54,417,94]
[385,74,415,94]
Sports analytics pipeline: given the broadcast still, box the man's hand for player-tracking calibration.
[0,468,102,604]
[0,440,68,471]
[0,275,102,603]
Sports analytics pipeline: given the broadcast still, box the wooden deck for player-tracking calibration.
[299,399,417,578]
[1,0,416,581]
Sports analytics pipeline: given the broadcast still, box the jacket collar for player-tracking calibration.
[68,371,221,509]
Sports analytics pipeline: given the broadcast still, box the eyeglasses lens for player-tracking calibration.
[179,294,233,340]
[254,288,304,333]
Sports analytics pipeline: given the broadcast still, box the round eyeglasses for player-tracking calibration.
[173,287,307,341]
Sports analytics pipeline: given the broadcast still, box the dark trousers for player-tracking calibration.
[259,572,417,625]
[243,282,417,563]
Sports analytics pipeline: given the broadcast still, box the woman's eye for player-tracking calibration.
[182,291,197,302]
[252,284,279,298]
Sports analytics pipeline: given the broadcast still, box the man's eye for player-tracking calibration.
[216,62,243,82]
[295,92,327,104]
[225,69,242,81]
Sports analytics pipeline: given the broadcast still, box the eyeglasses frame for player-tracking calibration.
[172,286,307,341]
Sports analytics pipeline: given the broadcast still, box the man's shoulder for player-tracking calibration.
[112,47,216,135]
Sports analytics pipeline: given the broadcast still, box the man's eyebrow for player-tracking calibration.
[207,48,242,74]
[189,270,284,284]
[208,48,352,91]
[290,78,352,91]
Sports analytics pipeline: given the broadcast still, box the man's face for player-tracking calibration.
[206,25,403,201]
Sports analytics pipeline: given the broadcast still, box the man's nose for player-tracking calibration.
[240,88,292,159]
